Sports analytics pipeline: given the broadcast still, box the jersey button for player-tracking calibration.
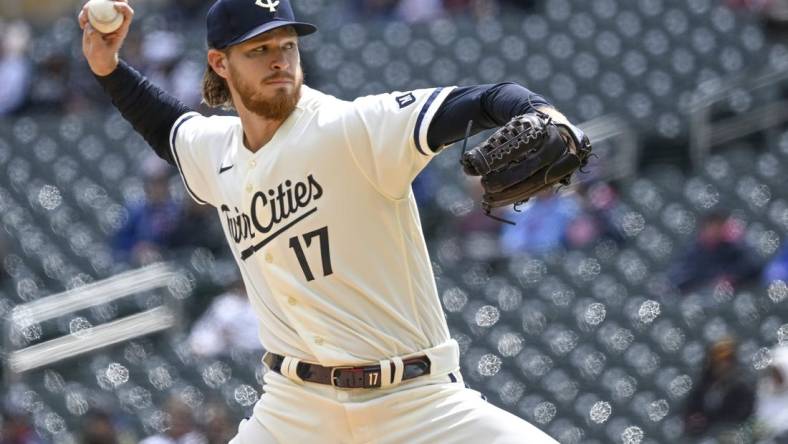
[264,253,273,263]
[287,296,297,306]
[249,160,256,167]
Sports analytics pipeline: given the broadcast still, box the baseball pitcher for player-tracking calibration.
[79,0,591,442]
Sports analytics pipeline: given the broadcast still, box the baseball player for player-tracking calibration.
[79,0,589,442]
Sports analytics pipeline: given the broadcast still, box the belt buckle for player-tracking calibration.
[330,366,354,388]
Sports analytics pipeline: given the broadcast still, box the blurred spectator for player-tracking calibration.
[140,397,207,444]
[0,20,32,116]
[763,241,788,285]
[499,189,580,256]
[755,345,788,442]
[349,0,400,20]
[203,403,235,444]
[188,280,262,358]
[668,211,761,293]
[170,58,205,109]
[442,0,536,17]
[496,0,538,10]
[140,31,184,92]
[728,0,788,37]
[0,232,10,286]
[80,410,121,444]
[684,338,756,439]
[457,177,501,236]
[395,0,446,22]
[728,0,788,21]
[169,199,227,255]
[27,49,70,113]
[139,31,203,108]
[0,410,43,444]
[564,182,623,249]
[727,0,771,11]
[112,158,182,265]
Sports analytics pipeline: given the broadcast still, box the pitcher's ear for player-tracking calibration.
[207,49,229,79]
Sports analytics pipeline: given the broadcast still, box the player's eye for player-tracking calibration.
[283,42,296,50]
[252,45,268,53]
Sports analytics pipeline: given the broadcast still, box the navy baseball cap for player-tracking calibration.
[207,0,318,49]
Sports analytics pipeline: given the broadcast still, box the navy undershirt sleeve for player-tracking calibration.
[93,60,193,166]
[426,82,551,152]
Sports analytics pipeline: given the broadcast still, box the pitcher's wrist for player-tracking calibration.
[90,55,119,77]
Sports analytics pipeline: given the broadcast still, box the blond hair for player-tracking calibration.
[201,62,234,110]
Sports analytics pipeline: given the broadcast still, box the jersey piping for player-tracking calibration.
[170,112,208,205]
[413,88,445,155]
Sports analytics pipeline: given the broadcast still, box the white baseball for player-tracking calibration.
[86,0,124,34]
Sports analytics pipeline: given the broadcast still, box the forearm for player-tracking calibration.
[426,82,552,150]
[93,60,193,165]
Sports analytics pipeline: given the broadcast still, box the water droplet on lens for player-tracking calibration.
[752,347,772,370]
[585,303,607,325]
[621,426,644,444]
[234,384,259,407]
[44,412,66,434]
[534,401,557,424]
[442,287,468,312]
[638,300,661,324]
[475,305,500,327]
[66,392,89,416]
[497,332,524,357]
[148,366,174,391]
[202,361,232,388]
[668,374,692,399]
[106,363,129,387]
[478,353,502,376]
[69,317,93,338]
[778,324,788,345]
[498,380,526,405]
[43,370,65,394]
[179,386,204,408]
[38,185,62,210]
[768,280,787,303]
[622,212,646,237]
[589,401,612,423]
[647,399,669,422]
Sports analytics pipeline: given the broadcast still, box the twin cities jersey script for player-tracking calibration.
[169,85,457,366]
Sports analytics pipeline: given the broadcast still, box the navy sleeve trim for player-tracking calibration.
[93,60,193,165]
[426,82,551,151]
[169,113,209,206]
[413,88,444,156]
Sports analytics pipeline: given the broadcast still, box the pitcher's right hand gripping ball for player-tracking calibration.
[461,112,593,212]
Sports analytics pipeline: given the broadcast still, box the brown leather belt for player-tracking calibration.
[263,352,431,389]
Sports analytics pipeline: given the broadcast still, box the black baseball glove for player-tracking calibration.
[460,111,592,216]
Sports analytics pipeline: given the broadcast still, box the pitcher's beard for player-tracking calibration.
[231,70,302,120]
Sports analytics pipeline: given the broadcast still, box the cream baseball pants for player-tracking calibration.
[229,343,557,444]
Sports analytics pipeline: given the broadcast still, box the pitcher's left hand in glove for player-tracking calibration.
[460,111,592,214]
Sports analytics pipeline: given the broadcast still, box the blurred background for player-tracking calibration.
[0,0,787,443]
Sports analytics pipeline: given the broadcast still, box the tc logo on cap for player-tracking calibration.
[255,0,279,12]
[207,0,317,49]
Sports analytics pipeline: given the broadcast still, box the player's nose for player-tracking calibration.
[270,52,290,71]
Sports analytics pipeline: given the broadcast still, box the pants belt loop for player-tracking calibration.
[281,356,304,384]
[391,357,404,386]
[379,359,392,388]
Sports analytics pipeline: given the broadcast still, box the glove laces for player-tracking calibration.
[459,119,517,226]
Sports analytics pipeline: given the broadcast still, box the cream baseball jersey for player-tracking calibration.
[169,85,457,366]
